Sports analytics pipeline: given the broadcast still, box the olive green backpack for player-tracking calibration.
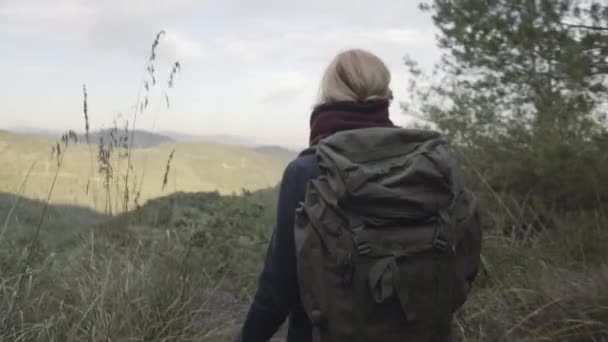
[294,127,481,342]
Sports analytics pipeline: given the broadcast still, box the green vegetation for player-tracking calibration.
[1,187,606,341]
[1,2,607,340]
[406,0,608,218]
[403,0,608,340]
[0,190,275,341]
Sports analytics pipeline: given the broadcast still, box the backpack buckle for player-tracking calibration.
[353,227,372,256]
[433,234,449,253]
[357,242,372,256]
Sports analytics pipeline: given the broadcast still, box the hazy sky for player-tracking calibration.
[0,0,442,149]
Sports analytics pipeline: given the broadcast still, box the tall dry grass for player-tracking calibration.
[80,29,181,216]
[0,30,190,340]
[0,187,270,341]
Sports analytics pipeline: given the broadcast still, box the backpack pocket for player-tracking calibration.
[367,253,450,325]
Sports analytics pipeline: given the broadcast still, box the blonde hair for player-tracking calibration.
[316,49,393,106]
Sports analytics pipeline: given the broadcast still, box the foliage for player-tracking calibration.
[462,212,608,341]
[397,2,608,340]
[1,189,607,341]
[405,0,608,222]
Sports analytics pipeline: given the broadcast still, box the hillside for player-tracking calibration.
[0,130,287,212]
[253,145,298,163]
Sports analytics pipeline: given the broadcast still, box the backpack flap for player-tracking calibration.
[317,128,456,225]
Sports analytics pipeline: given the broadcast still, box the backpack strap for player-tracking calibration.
[310,249,329,342]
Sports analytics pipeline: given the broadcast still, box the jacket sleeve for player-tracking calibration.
[236,162,303,342]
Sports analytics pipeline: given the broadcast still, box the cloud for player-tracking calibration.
[0,0,442,148]
[261,88,303,105]
[0,0,195,20]
[0,1,94,20]
[259,70,315,104]
[0,1,94,40]
[0,0,203,59]
[204,0,433,28]
[269,71,309,88]
[163,29,206,60]
[112,0,196,13]
[0,0,438,69]
[215,26,435,67]
[217,36,259,63]
[0,0,436,58]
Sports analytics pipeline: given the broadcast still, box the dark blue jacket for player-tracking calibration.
[236,148,318,342]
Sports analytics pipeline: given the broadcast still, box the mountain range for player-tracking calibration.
[5,126,299,161]
[0,128,296,212]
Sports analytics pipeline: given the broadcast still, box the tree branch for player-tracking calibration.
[562,23,608,31]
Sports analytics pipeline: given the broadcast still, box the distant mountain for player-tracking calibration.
[0,130,286,212]
[6,126,61,138]
[81,129,174,149]
[6,127,300,156]
[158,131,257,147]
[5,127,174,149]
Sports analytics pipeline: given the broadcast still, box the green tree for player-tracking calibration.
[405,0,608,217]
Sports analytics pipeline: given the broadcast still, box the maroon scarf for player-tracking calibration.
[309,100,395,146]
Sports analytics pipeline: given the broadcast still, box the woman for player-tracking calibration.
[236,49,398,342]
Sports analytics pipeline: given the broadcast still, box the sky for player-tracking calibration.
[0,0,442,149]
